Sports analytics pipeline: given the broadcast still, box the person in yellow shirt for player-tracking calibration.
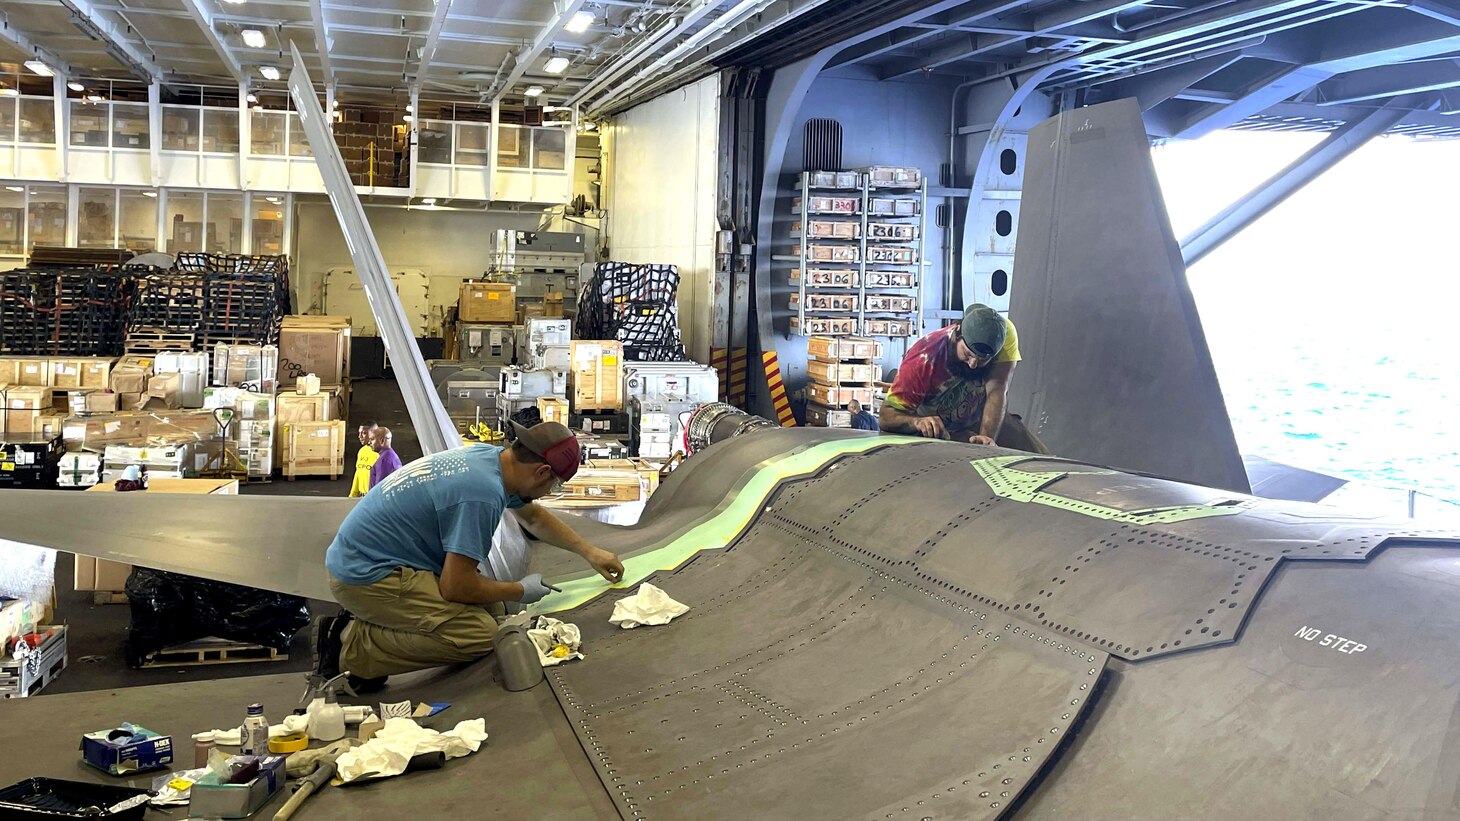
[880,303,1027,445]
[349,421,379,497]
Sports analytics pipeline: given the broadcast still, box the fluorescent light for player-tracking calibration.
[265,196,280,203]
[85,94,103,102]
[246,93,258,103]
[525,85,544,97]
[0,88,18,98]
[67,81,85,92]
[221,0,246,4]
[4,186,23,193]
[421,198,436,205]
[142,191,157,198]
[24,61,54,78]
[405,104,413,112]
[402,114,414,122]
[331,99,339,108]
[241,29,266,49]
[543,56,570,74]
[565,10,595,33]
[258,65,280,81]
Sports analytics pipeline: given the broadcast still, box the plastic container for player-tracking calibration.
[240,703,269,756]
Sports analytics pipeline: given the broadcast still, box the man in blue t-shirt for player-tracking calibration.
[315,421,623,689]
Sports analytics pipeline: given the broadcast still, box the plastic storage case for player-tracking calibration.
[0,777,150,820]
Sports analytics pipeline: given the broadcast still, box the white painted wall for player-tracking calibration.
[603,75,719,362]
[290,201,557,334]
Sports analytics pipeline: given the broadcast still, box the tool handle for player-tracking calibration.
[272,782,316,821]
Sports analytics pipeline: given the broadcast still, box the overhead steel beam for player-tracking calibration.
[1180,99,1410,266]
[178,0,246,83]
[567,4,718,107]
[60,0,164,83]
[1095,52,1245,110]
[286,43,459,455]
[489,0,588,102]
[412,0,454,85]
[825,0,1044,70]
[308,0,335,93]
[0,16,77,77]
[1175,64,1335,138]
[876,0,1152,80]
[1315,59,1460,103]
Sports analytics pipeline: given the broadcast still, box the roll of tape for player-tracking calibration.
[268,732,309,754]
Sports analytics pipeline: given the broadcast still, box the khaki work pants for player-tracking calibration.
[329,567,504,680]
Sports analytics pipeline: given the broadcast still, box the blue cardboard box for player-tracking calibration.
[80,725,174,776]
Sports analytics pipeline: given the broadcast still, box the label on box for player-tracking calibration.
[604,355,617,366]
[488,293,500,300]
[10,401,20,409]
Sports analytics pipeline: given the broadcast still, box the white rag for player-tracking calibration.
[527,616,583,666]
[609,583,689,629]
[334,717,487,784]
[191,714,308,746]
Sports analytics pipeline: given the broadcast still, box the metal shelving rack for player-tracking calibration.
[778,169,926,339]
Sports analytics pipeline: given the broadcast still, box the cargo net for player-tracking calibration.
[576,262,687,362]
[0,267,138,356]
[171,253,292,347]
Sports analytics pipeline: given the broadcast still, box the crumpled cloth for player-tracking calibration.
[192,714,308,746]
[334,718,487,784]
[527,616,583,666]
[609,583,689,629]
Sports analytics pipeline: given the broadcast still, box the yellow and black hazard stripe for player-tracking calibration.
[728,347,748,407]
[762,351,796,427]
[710,347,729,401]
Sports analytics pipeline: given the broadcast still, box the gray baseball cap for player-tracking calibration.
[959,303,1006,358]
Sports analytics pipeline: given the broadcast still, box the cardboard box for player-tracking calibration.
[110,365,149,395]
[544,291,565,318]
[145,372,183,409]
[459,282,516,323]
[278,315,351,386]
[64,409,219,452]
[0,599,38,650]
[569,341,624,412]
[81,725,174,776]
[86,391,120,414]
[73,557,134,593]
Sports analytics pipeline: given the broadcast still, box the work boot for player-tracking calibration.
[348,673,389,694]
[311,611,352,679]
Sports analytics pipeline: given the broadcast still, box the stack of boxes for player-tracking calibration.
[334,110,407,188]
[804,336,881,427]
[274,316,351,479]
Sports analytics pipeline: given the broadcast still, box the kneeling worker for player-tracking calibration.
[880,303,1020,445]
[315,421,624,689]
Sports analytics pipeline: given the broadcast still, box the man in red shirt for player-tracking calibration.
[880,303,1022,444]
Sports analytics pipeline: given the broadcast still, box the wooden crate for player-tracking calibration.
[806,382,874,408]
[0,357,50,386]
[0,386,52,436]
[865,246,916,264]
[459,282,516,323]
[801,244,859,263]
[790,268,858,288]
[864,318,917,337]
[865,295,917,313]
[807,404,852,428]
[791,317,856,336]
[807,360,876,386]
[792,220,858,239]
[278,315,351,386]
[125,330,196,355]
[537,396,569,425]
[807,336,880,361]
[281,420,346,480]
[864,271,916,288]
[865,222,919,241]
[561,468,641,502]
[790,293,858,313]
[793,195,860,215]
[569,341,624,412]
[276,391,333,424]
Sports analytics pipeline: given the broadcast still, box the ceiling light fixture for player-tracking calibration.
[4,186,23,193]
[241,29,266,49]
[246,93,258,103]
[142,191,157,198]
[265,196,280,203]
[85,94,103,102]
[565,10,595,33]
[67,81,85,92]
[524,85,544,98]
[405,104,413,112]
[543,56,570,74]
[403,114,414,122]
[0,88,17,98]
[221,0,246,4]
[23,61,54,78]
[258,65,280,81]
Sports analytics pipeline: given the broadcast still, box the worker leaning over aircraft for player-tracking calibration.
[879,303,1041,449]
[314,421,625,691]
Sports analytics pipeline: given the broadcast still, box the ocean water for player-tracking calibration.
[1152,131,1460,507]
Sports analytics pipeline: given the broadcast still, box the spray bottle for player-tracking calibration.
[304,672,348,742]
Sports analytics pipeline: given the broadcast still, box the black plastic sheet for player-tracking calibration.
[123,567,308,668]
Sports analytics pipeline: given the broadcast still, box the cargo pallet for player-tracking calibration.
[91,591,128,605]
[125,329,196,355]
[140,637,287,668]
[0,625,68,698]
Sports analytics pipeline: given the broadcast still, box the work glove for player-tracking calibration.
[518,573,552,604]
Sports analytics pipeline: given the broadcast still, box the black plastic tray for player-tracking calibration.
[0,777,150,820]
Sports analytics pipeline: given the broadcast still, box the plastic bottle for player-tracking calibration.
[306,674,347,742]
[494,617,543,692]
[194,737,215,768]
[240,703,270,756]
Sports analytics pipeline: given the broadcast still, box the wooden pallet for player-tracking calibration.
[141,638,287,668]
[125,330,196,355]
[91,591,128,605]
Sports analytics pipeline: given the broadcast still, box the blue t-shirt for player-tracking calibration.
[326,445,525,585]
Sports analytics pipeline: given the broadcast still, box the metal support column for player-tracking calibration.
[1179,100,1411,266]
[714,66,764,410]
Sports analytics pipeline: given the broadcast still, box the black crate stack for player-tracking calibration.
[576,262,687,362]
[173,253,292,347]
[0,267,136,356]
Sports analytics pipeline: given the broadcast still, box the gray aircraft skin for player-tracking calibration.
[3,64,1460,820]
